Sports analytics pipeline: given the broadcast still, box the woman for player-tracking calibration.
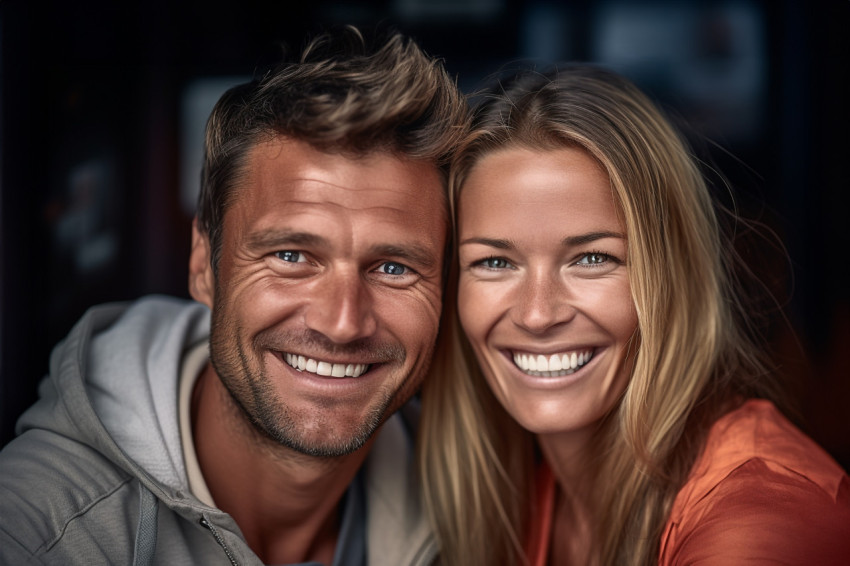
[419,66,850,565]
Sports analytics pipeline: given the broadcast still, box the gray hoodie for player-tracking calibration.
[0,296,436,565]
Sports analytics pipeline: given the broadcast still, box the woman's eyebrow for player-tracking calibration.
[562,231,626,246]
[457,237,515,249]
[459,233,625,249]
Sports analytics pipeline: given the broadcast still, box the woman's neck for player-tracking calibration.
[537,427,598,497]
[537,429,601,566]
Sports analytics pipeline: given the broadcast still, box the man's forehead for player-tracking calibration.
[239,138,444,205]
[232,138,443,216]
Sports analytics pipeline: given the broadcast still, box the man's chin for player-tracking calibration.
[288,439,370,459]
[253,411,385,459]
[269,427,378,458]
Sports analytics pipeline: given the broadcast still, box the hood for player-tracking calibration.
[16,295,211,494]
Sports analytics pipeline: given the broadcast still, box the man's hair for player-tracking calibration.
[196,26,468,272]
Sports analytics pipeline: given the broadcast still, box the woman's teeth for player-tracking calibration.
[283,353,369,378]
[512,350,593,377]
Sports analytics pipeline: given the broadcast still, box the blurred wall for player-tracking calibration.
[1,0,848,468]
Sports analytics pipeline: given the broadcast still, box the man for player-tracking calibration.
[0,27,467,565]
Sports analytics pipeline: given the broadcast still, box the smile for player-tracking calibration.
[283,353,370,378]
[512,349,594,377]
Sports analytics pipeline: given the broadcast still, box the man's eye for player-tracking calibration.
[275,251,304,263]
[378,262,409,275]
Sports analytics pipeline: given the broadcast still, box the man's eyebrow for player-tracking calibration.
[370,243,439,269]
[244,231,439,268]
[245,229,329,249]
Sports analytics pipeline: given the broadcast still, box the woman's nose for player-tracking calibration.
[512,271,576,334]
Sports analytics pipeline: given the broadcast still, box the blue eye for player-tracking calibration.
[379,262,408,275]
[480,257,512,269]
[276,251,303,263]
[576,253,609,265]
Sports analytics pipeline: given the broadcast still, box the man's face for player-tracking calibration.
[190,138,447,457]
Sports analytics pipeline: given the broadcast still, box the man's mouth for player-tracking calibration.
[511,349,594,377]
[283,352,370,378]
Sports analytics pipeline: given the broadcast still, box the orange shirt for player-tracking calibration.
[528,400,850,565]
[527,462,556,566]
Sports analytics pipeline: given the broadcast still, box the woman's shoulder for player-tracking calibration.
[680,398,846,502]
[659,399,850,565]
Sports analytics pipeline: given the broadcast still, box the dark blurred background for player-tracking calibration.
[1,0,848,469]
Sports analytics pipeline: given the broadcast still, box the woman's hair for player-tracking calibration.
[196,26,468,274]
[419,65,785,565]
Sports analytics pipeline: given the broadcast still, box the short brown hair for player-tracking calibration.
[196,26,468,272]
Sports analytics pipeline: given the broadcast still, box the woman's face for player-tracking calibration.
[457,146,638,438]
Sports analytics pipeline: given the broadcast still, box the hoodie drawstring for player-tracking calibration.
[132,483,159,566]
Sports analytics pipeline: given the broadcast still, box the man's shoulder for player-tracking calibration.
[2,291,203,565]
[0,427,242,565]
[0,427,138,562]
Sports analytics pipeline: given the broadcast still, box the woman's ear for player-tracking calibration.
[188,217,215,309]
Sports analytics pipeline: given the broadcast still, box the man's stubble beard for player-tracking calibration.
[207,302,413,458]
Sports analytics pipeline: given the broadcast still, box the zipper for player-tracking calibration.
[200,516,239,566]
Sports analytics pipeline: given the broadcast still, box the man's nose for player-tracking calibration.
[304,268,377,344]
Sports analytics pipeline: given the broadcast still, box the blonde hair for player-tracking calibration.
[419,66,783,565]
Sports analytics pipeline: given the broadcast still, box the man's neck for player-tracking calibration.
[191,363,372,564]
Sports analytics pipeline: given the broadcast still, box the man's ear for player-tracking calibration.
[189,217,215,309]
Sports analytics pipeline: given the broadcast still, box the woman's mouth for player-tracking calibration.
[511,349,594,377]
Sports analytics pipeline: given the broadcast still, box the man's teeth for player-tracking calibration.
[283,353,369,378]
[512,350,593,376]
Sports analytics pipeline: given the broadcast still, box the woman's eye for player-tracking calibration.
[275,251,305,263]
[576,253,609,266]
[378,261,409,276]
[479,257,512,269]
